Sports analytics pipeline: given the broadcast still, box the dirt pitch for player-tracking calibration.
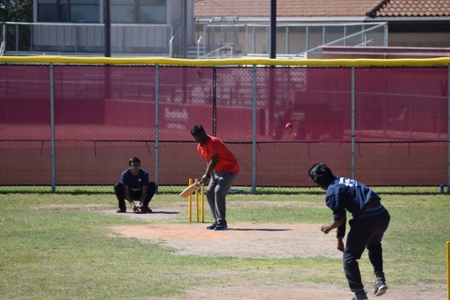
[90,202,446,300]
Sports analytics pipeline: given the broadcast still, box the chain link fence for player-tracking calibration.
[0,58,449,193]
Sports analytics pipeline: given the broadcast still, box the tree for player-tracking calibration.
[1,0,33,52]
[0,0,32,22]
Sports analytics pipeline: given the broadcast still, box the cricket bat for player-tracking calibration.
[179,180,203,198]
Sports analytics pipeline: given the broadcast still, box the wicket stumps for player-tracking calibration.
[188,178,204,223]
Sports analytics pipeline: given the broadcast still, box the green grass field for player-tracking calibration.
[0,191,449,299]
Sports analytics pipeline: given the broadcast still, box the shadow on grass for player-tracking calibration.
[151,211,180,215]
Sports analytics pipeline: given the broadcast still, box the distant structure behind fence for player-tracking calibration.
[1,21,387,58]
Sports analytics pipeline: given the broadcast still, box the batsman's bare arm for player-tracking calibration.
[321,218,345,234]
[202,154,218,183]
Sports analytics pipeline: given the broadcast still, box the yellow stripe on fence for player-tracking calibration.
[1,56,450,67]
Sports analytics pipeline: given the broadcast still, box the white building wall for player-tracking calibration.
[31,0,194,54]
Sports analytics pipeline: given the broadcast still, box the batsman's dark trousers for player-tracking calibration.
[114,182,157,210]
[343,205,390,294]
[206,172,238,222]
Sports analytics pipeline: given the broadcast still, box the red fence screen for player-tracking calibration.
[0,64,448,190]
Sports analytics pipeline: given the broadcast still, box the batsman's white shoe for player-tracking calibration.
[374,277,388,296]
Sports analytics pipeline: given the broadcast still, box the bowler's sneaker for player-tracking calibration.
[352,290,368,300]
[374,277,388,296]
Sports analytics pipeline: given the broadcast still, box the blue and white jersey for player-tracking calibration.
[121,169,149,192]
[325,176,381,219]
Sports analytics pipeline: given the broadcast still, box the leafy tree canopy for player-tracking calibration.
[0,0,32,22]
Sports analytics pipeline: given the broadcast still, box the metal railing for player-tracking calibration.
[169,20,182,58]
[1,21,174,56]
[292,22,387,58]
[198,43,233,59]
[1,20,387,59]
[201,21,388,58]
[197,36,203,58]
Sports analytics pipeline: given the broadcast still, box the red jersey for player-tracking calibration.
[197,135,240,173]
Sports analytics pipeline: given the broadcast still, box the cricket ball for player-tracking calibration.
[285,123,292,129]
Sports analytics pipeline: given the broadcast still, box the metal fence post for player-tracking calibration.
[447,64,450,192]
[75,26,79,54]
[30,24,33,51]
[1,22,4,52]
[306,26,309,51]
[155,64,159,190]
[322,26,326,46]
[344,26,347,46]
[362,24,366,45]
[384,23,388,46]
[351,67,355,179]
[15,24,18,54]
[252,65,257,192]
[50,63,56,192]
[212,67,217,136]
[252,26,256,54]
[285,26,289,54]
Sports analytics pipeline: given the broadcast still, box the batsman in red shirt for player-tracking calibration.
[191,124,240,231]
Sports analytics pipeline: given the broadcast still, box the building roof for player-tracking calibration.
[194,0,450,18]
[376,0,450,17]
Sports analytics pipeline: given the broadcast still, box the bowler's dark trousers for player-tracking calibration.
[343,205,390,294]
